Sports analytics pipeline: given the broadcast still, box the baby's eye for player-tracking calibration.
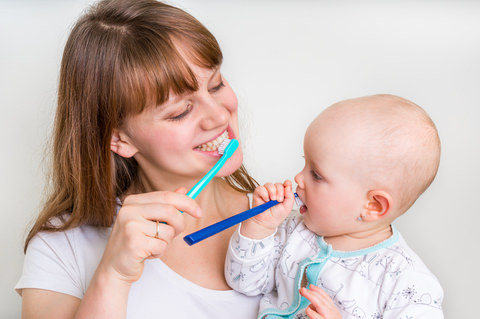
[310,170,323,181]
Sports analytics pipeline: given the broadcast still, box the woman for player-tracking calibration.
[16,0,261,317]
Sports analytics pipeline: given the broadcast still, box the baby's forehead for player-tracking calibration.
[312,97,428,134]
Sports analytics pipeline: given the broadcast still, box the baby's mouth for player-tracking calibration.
[195,130,229,152]
[294,193,307,214]
[299,205,308,214]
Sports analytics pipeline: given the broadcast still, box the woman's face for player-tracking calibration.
[115,62,242,189]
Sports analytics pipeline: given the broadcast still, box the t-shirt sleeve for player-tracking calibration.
[15,231,84,299]
[383,267,444,318]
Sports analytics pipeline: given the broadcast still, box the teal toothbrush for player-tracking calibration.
[185,138,239,200]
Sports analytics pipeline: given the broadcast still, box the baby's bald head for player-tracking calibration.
[307,94,440,216]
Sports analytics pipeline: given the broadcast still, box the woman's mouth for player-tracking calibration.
[195,130,229,152]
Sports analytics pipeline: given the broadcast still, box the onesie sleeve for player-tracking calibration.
[15,231,84,299]
[225,224,279,296]
[383,268,444,318]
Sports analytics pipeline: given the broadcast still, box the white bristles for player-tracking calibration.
[217,138,231,155]
[294,193,305,209]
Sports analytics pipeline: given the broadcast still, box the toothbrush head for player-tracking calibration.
[218,138,239,158]
[294,193,305,208]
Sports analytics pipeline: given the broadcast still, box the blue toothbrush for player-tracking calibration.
[183,200,280,245]
[183,192,304,245]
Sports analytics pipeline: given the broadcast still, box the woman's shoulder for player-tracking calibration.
[35,213,110,246]
[30,219,111,262]
[27,214,110,269]
[19,219,111,298]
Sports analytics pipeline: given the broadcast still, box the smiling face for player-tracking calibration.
[114,61,242,190]
[294,107,369,237]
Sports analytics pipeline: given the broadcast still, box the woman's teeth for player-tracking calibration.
[195,130,228,152]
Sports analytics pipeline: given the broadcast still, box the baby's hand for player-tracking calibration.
[240,180,294,239]
[300,285,342,319]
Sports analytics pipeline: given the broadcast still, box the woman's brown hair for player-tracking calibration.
[25,0,257,251]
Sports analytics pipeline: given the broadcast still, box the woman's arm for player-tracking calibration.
[22,289,80,319]
[22,271,131,319]
[21,189,202,318]
[74,266,131,318]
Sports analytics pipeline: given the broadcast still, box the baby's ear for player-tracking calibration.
[110,128,138,158]
[362,190,392,221]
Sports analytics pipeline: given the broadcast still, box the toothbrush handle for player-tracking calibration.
[187,156,227,200]
[183,200,279,245]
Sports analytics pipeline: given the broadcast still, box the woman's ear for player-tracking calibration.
[111,129,138,158]
[362,190,393,222]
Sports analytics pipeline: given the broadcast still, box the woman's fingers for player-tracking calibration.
[146,220,175,240]
[102,189,202,281]
[123,190,202,218]
[143,221,176,259]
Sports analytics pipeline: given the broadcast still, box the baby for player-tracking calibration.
[225,94,444,318]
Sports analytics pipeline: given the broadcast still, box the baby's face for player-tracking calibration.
[294,112,368,236]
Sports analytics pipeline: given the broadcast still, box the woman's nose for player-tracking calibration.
[199,98,229,130]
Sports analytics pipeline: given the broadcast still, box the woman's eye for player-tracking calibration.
[169,104,192,121]
[310,170,323,181]
[210,81,225,92]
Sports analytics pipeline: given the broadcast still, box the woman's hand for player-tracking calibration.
[98,187,202,284]
[75,188,201,317]
[300,285,342,319]
[240,180,294,239]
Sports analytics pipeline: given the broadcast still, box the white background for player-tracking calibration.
[1,0,479,317]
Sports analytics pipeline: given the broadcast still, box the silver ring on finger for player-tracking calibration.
[155,220,160,239]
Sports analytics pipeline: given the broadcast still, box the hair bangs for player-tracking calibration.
[116,31,223,119]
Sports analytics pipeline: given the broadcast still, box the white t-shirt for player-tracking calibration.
[16,222,260,318]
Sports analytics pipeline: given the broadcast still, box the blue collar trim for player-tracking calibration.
[317,224,399,258]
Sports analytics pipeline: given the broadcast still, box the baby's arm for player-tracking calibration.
[300,285,342,319]
[240,180,294,239]
[225,180,294,296]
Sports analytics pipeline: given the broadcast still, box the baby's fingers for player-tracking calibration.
[253,185,270,205]
[305,306,324,319]
[281,180,295,210]
[275,183,285,202]
[300,285,341,319]
[263,183,279,201]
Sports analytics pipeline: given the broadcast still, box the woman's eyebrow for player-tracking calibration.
[208,66,221,81]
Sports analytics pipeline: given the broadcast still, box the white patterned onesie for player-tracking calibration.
[225,214,443,319]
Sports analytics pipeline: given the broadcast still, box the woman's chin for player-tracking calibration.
[218,149,244,177]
